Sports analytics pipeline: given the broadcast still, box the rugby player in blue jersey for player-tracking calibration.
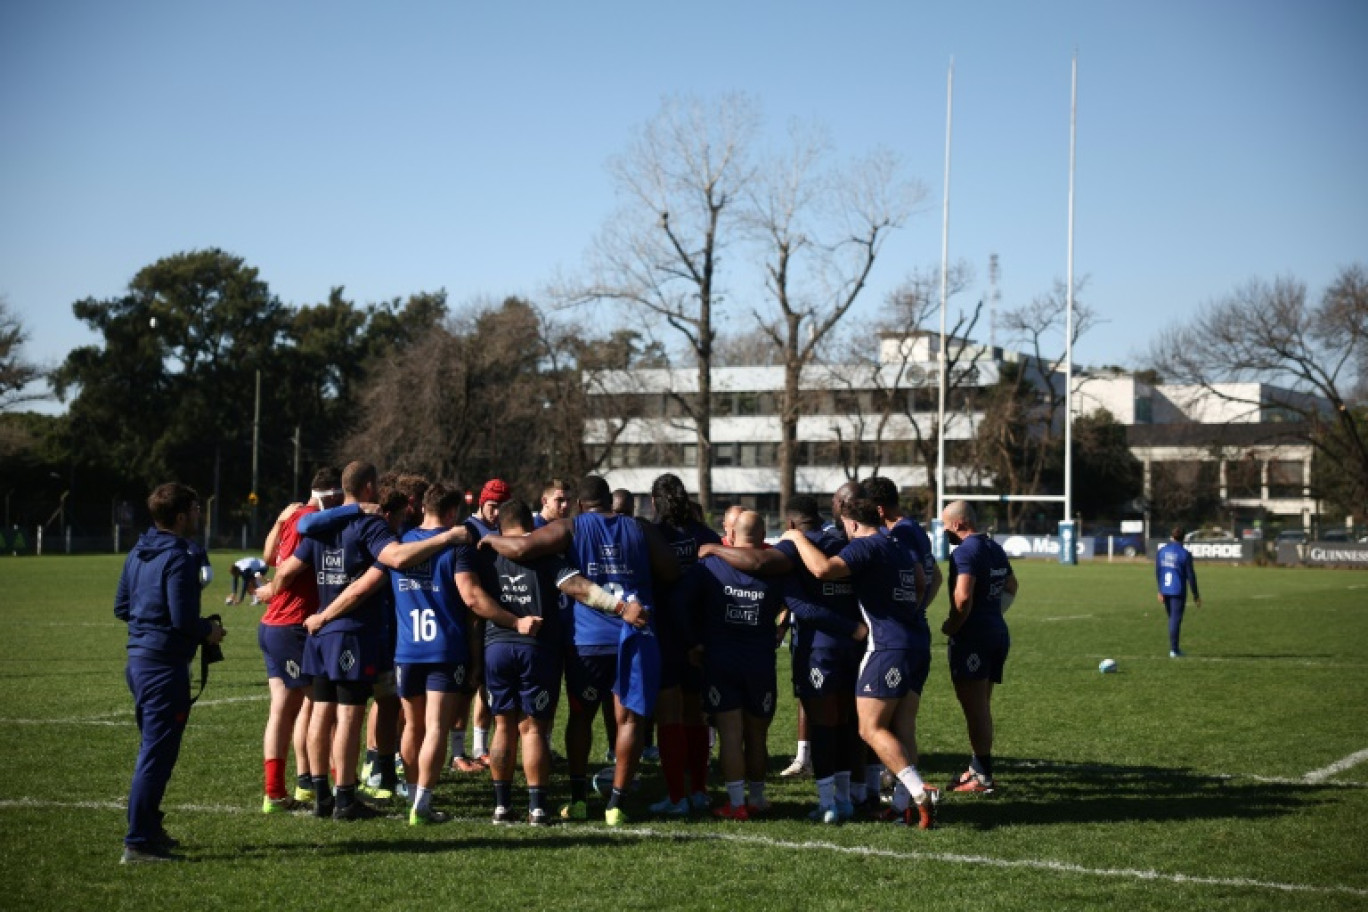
[480,474,679,826]
[771,495,868,823]
[864,476,943,612]
[388,484,472,824]
[1155,527,1200,658]
[646,473,721,817]
[474,498,634,825]
[689,511,792,820]
[264,462,470,820]
[457,478,511,771]
[939,500,1018,795]
[782,496,938,829]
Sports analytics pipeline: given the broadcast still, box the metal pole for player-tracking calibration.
[936,57,954,518]
[251,369,261,537]
[1064,51,1078,529]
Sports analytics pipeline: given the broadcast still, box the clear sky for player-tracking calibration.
[3,0,1365,411]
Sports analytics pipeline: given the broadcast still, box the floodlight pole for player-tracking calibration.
[1064,52,1078,528]
[936,57,954,520]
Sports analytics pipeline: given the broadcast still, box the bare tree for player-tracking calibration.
[0,297,48,411]
[744,126,923,513]
[824,261,983,509]
[977,278,1097,527]
[580,94,760,512]
[1150,266,1368,517]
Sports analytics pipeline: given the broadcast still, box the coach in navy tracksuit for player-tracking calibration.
[114,483,224,863]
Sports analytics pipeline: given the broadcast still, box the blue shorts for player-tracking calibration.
[258,622,311,689]
[658,635,704,692]
[793,646,857,700]
[565,646,617,711]
[485,642,559,718]
[395,661,468,698]
[857,647,930,699]
[302,629,384,684]
[947,629,1010,683]
[705,649,777,719]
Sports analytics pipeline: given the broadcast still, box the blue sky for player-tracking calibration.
[3,0,1365,411]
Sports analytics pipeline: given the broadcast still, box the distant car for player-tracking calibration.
[1185,530,1237,544]
[1275,530,1308,545]
[1320,529,1352,542]
[1092,529,1145,558]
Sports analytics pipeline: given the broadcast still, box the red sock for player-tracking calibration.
[686,724,711,794]
[264,758,286,799]
[659,723,688,802]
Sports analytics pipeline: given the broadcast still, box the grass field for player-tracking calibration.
[1,554,1366,911]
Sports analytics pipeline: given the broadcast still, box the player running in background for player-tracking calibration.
[939,499,1018,795]
[1155,527,1200,658]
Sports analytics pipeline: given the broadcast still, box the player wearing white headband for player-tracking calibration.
[251,468,344,812]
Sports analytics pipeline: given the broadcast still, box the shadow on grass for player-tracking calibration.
[935,754,1322,831]
[218,832,644,859]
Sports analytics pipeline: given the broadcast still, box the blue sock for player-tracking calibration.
[606,786,624,811]
[528,786,546,814]
[493,780,512,809]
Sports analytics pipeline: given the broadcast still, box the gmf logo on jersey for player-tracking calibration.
[601,545,620,560]
[900,570,918,589]
[323,550,344,571]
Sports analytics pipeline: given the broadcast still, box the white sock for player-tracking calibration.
[414,786,432,813]
[834,771,851,803]
[748,781,766,806]
[794,740,811,765]
[726,780,746,808]
[449,728,466,758]
[473,727,489,757]
[896,765,926,804]
[816,776,836,808]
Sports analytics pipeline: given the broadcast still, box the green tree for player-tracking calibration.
[52,248,289,526]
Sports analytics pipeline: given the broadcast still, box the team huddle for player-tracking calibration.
[114,464,1019,860]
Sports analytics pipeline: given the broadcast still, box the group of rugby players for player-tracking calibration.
[245,461,1018,831]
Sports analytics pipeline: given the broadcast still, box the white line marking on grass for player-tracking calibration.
[606,827,1368,899]
[0,694,269,726]
[1304,747,1368,783]
[4,719,130,726]
[1035,615,1095,622]
[2,799,1364,898]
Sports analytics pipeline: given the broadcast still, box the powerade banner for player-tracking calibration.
[998,534,1095,560]
[1164,540,1256,562]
